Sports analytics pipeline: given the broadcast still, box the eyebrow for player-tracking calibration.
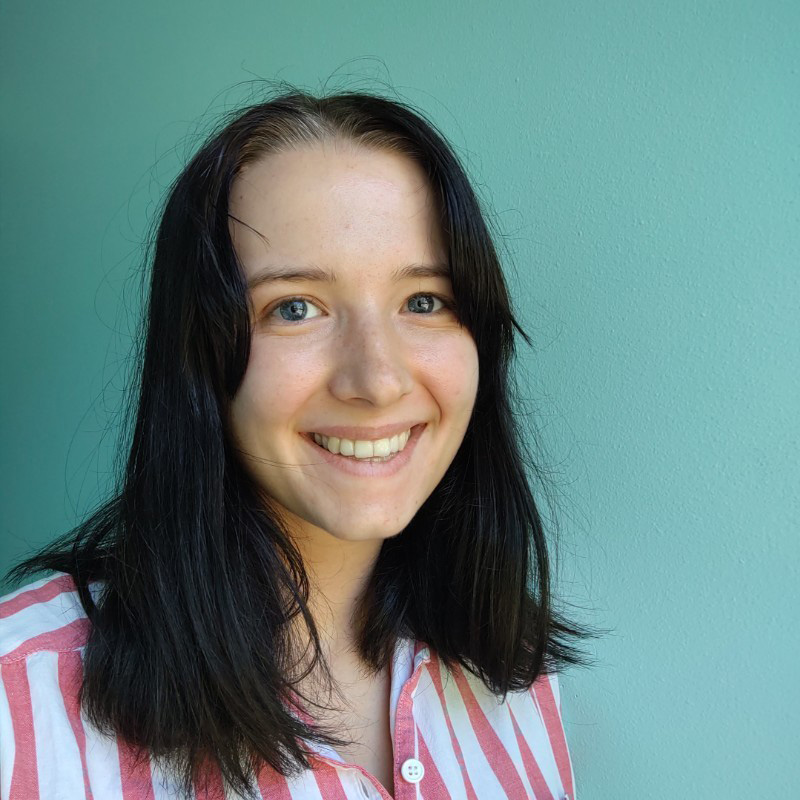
[246,262,451,290]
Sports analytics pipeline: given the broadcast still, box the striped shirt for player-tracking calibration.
[0,573,575,799]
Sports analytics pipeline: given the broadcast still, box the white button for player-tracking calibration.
[400,758,425,783]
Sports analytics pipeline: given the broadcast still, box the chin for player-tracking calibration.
[300,508,410,542]
[324,520,407,542]
[267,493,421,543]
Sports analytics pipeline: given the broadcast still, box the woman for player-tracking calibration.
[0,89,590,799]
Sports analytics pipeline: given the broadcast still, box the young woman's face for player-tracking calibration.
[228,142,479,543]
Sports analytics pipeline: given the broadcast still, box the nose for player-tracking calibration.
[327,310,415,407]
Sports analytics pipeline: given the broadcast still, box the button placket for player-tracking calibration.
[391,641,431,797]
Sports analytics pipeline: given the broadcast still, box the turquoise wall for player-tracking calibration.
[1,2,797,796]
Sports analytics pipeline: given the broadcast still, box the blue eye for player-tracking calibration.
[270,298,323,322]
[408,294,442,313]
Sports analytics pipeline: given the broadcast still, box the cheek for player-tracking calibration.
[426,336,480,410]
[230,346,323,442]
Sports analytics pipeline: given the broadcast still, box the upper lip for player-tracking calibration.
[305,422,424,440]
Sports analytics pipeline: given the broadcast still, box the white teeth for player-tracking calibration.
[310,429,413,459]
[354,440,374,458]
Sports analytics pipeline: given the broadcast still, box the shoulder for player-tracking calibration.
[414,656,574,797]
[0,575,109,795]
[0,572,93,664]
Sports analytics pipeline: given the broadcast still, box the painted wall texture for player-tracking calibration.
[1,1,797,797]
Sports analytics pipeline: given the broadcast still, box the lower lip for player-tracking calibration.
[301,424,426,477]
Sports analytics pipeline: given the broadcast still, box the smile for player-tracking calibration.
[301,424,426,476]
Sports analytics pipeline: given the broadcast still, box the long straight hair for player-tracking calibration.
[8,88,593,799]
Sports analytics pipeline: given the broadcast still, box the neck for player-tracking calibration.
[290,525,384,657]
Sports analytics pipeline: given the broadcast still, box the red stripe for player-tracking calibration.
[427,656,479,800]
[312,758,350,800]
[450,664,529,798]
[508,700,555,800]
[532,675,574,797]
[1,618,91,663]
[193,759,227,800]
[57,651,94,800]
[3,659,39,800]
[0,575,76,619]
[117,740,156,800]
[257,765,294,800]
[415,723,451,799]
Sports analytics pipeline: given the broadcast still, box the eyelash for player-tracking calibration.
[263,293,457,323]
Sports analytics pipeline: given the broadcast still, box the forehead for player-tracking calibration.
[228,143,445,276]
